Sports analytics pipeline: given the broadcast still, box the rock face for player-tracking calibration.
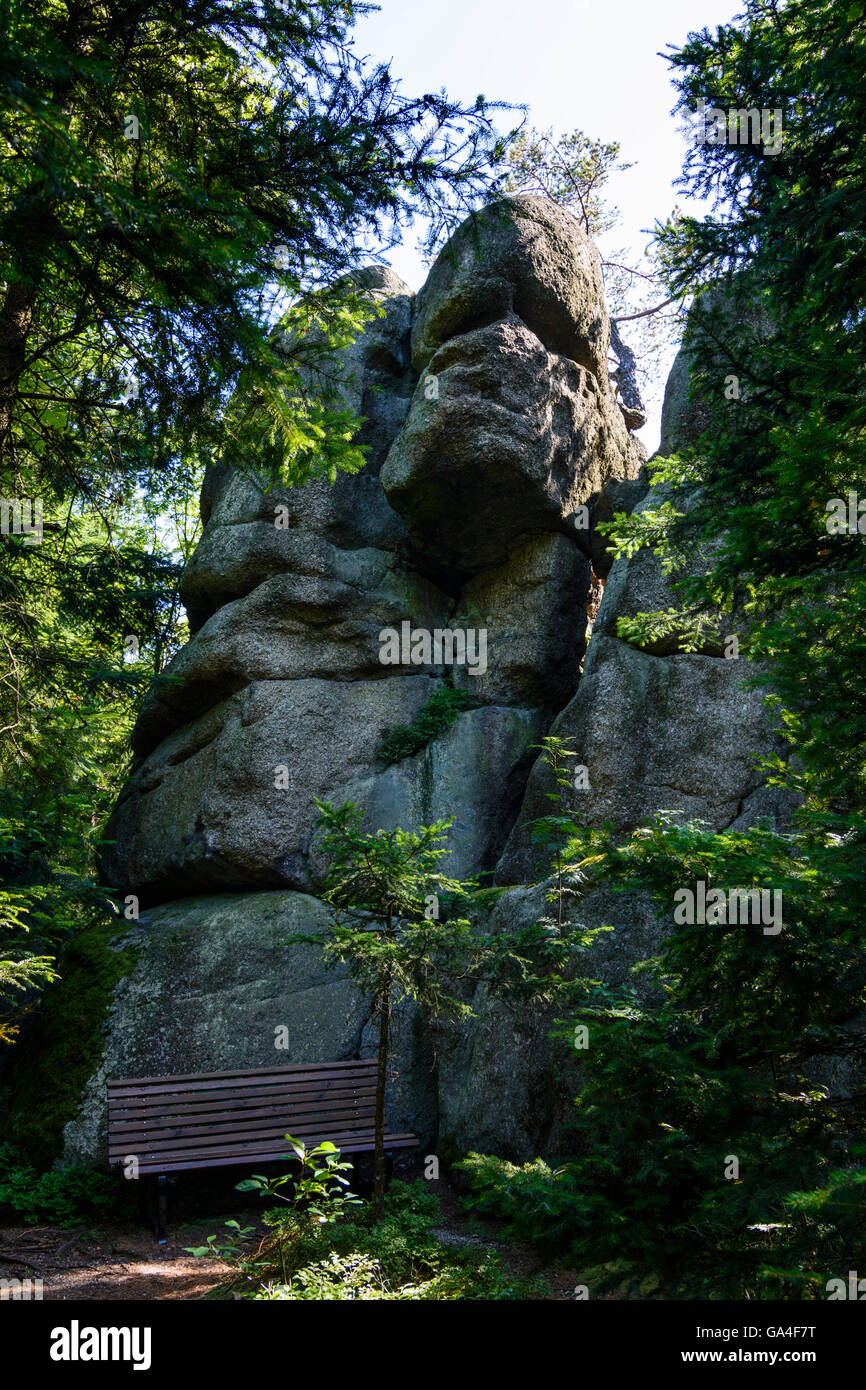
[102,195,642,905]
[381,197,642,574]
[409,196,610,378]
[659,281,775,456]
[57,199,788,1168]
[497,475,793,883]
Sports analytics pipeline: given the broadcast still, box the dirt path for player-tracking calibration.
[0,1221,239,1300]
[429,1182,584,1299]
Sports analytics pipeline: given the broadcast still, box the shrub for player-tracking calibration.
[199,1177,547,1300]
[375,685,479,768]
[0,1144,127,1225]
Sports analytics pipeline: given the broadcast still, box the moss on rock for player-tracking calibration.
[1,919,139,1165]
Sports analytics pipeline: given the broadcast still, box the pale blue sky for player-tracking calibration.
[354,0,744,448]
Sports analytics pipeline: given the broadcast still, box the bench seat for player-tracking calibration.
[107,1059,418,1176]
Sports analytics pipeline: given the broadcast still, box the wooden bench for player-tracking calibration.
[107,1059,417,1239]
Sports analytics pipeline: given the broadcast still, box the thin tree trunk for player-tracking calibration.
[372,974,392,1222]
[373,905,394,1223]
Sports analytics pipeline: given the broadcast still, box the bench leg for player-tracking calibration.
[155,1175,168,1245]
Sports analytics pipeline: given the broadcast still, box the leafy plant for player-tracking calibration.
[241,1180,546,1300]
[293,804,489,1220]
[0,1145,127,1225]
[235,1136,361,1226]
[185,1136,360,1278]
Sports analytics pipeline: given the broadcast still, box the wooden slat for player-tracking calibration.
[111,1123,391,1167]
[108,1114,384,1160]
[110,1107,374,1141]
[108,1091,375,1124]
[107,1061,375,1099]
[107,1059,376,1087]
[109,1094,375,1133]
[108,1123,370,1156]
[127,1134,419,1174]
[107,1080,376,1116]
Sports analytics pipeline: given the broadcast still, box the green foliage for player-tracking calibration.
[2,918,139,1162]
[0,888,58,1043]
[0,1144,129,1225]
[529,736,584,921]
[504,126,628,237]
[1,0,513,485]
[186,1136,360,1271]
[296,801,485,1218]
[457,799,866,1296]
[294,801,568,1219]
[303,801,479,1015]
[235,1136,361,1226]
[220,1179,546,1300]
[375,684,479,768]
[457,1154,585,1249]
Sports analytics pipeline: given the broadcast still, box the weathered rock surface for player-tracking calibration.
[410,195,610,378]
[104,196,643,907]
[105,675,438,899]
[324,704,546,883]
[589,474,649,578]
[591,486,735,657]
[381,319,637,573]
[380,198,643,575]
[497,635,785,883]
[659,282,775,456]
[450,533,590,708]
[182,267,416,632]
[107,677,546,901]
[659,339,710,456]
[135,551,448,756]
[497,473,791,883]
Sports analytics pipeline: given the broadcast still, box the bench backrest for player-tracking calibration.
[107,1059,382,1175]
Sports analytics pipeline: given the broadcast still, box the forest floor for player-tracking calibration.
[0,1182,580,1300]
[0,1220,235,1300]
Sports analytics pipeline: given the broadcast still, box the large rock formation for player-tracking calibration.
[51,198,789,1168]
[101,195,643,904]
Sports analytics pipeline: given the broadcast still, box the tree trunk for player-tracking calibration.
[373,905,394,1223]
[372,970,392,1223]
